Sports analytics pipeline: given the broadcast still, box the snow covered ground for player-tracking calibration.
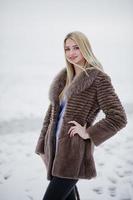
[0,111,132,200]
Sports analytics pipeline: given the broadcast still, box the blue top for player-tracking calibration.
[54,94,67,150]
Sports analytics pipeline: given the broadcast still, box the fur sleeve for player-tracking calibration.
[87,73,127,146]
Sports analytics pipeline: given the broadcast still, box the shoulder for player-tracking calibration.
[94,69,116,93]
[53,67,67,81]
[94,69,112,84]
[49,67,67,89]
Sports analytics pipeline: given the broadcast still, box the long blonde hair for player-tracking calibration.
[59,31,104,100]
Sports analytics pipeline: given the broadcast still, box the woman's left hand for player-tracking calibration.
[67,120,90,140]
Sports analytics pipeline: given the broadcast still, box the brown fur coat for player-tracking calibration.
[35,67,127,180]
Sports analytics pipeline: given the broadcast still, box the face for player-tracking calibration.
[64,38,86,66]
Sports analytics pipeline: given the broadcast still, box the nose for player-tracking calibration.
[69,49,76,57]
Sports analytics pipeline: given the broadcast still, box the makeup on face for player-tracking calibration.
[65,39,85,65]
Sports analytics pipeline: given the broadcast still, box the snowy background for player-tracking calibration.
[0,0,133,199]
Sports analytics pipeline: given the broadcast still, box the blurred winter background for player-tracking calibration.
[0,0,133,199]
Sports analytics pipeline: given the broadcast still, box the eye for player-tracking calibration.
[65,48,70,51]
[74,46,79,50]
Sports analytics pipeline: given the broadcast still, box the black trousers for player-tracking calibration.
[42,176,79,200]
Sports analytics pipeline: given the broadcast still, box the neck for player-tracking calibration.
[73,66,83,77]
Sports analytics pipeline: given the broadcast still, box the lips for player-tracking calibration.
[69,56,77,60]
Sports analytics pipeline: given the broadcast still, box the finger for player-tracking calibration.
[69,130,74,137]
[71,121,81,128]
[70,130,77,137]
[67,126,75,134]
[68,128,74,135]
[83,122,87,128]
[68,121,79,126]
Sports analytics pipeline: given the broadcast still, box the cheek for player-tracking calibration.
[78,51,84,59]
[65,51,69,57]
[66,52,69,56]
[76,49,82,56]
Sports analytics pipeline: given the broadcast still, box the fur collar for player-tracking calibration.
[49,67,100,104]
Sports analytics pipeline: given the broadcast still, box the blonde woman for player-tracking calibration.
[35,31,127,200]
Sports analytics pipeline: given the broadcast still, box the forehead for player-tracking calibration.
[65,38,78,47]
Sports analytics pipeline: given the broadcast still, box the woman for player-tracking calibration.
[35,31,127,200]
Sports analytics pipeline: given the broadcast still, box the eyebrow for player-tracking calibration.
[65,45,78,48]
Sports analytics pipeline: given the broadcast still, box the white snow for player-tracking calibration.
[0,114,132,200]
